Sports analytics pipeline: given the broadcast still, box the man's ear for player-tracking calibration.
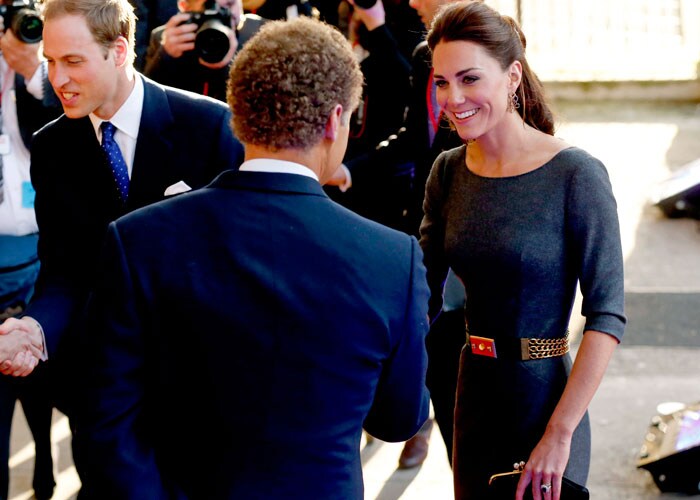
[113,36,130,67]
[324,104,344,141]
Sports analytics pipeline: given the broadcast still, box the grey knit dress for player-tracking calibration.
[419,145,626,499]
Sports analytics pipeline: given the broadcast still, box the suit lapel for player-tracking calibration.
[127,78,175,211]
[65,116,124,217]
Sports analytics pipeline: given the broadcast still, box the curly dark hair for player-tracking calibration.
[227,17,363,151]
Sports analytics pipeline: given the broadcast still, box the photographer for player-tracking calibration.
[144,0,265,101]
[0,3,62,498]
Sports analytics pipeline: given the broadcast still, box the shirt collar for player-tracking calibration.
[89,73,144,141]
[239,158,319,182]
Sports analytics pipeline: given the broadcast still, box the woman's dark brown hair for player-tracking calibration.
[427,1,554,135]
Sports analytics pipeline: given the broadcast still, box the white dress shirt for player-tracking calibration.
[239,158,319,181]
[89,74,144,177]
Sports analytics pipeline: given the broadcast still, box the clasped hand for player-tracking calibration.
[0,317,44,377]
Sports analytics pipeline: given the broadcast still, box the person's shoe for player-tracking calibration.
[32,452,56,500]
[33,487,55,500]
[398,418,433,469]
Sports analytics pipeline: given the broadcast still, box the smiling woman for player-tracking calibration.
[419,2,626,499]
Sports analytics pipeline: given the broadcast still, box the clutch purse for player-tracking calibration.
[488,462,589,499]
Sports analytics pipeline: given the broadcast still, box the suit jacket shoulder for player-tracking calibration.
[15,71,63,149]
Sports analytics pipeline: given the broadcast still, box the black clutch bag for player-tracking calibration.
[488,467,589,499]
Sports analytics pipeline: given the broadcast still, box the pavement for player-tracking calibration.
[8,99,700,499]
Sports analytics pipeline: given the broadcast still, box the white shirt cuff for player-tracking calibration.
[23,316,48,361]
[25,62,46,101]
[338,164,352,193]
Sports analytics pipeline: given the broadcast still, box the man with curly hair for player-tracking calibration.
[80,16,431,498]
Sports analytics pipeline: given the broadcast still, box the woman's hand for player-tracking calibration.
[516,330,619,500]
[516,425,572,500]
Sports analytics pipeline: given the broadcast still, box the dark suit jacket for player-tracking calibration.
[14,71,63,150]
[81,170,431,499]
[25,77,244,408]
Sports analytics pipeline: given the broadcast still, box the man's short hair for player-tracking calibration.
[42,0,136,64]
[227,17,363,151]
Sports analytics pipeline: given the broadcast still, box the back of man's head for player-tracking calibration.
[227,17,362,152]
[42,0,136,65]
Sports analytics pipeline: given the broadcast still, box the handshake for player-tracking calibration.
[0,316,44,377]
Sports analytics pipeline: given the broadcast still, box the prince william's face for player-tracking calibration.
[43,14,130,119]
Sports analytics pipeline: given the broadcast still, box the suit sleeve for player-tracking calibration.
[25,131,90,357]
[76,223,169,499]
[363,236,431,442]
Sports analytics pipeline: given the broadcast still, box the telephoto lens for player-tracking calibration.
[353,0,377,9]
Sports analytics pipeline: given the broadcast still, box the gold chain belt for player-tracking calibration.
[520,332,570,360]
[466,328,570,361]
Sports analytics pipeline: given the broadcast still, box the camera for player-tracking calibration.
[0,0,42,44]
[186,1,233,65]
[353,0,378,9]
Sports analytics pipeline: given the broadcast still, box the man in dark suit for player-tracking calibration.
[79,16,430,498]
[0,0,243,488]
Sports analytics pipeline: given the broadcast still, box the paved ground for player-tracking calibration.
[8,99,700,499]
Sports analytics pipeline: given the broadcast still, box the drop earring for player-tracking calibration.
[507,92,520,113]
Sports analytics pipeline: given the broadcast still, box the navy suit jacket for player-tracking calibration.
[25,77,244,409]
[81,170,431,499]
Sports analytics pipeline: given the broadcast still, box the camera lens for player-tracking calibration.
[195,20,231,64]
[12,8,43,43]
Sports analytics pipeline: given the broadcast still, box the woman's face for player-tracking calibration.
[432,40,520,142]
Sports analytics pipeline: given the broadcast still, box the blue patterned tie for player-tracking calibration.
[100,121,129,202]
